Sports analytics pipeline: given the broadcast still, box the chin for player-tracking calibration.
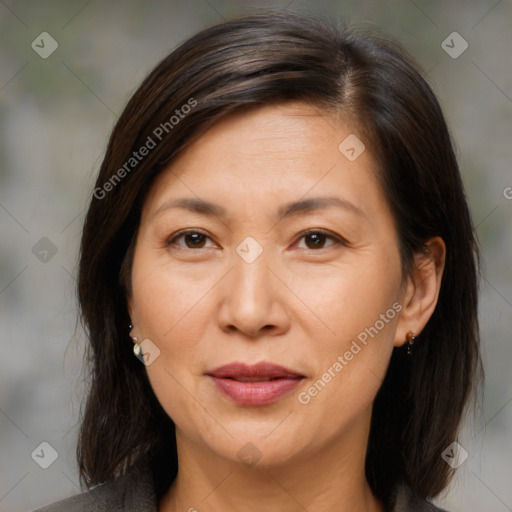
[202,425,307,469]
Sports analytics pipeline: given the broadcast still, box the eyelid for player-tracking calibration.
[166,228,347,250]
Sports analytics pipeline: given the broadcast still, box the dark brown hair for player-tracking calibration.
[76,9,482,505]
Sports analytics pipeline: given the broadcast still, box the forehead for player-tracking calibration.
[140,101,385,224]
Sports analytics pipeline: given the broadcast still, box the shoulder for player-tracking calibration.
[389,484,450,512]
[32,457,158,512]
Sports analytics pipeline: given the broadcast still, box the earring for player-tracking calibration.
[129,323,141,356]
[406,331,416,356]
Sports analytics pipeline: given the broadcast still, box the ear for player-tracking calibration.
[394,236,446,347]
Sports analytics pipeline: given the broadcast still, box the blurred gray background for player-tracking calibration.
[0,1,511,511]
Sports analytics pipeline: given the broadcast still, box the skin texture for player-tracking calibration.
[127,101,446,512]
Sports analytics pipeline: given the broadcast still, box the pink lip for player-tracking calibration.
[207,362,305,406]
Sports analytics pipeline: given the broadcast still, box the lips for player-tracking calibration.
[208,362,303,380]
[207,362,305,406]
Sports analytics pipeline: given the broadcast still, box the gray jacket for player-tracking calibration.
[33,457,449,512]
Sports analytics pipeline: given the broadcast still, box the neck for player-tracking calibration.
[159,412,383,512]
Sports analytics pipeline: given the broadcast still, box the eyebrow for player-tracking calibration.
[151,196,366,222]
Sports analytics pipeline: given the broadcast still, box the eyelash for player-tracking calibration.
[165,229,345,251]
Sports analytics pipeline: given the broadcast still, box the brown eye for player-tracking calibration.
[296,230,341,250]
[167,230,212,249]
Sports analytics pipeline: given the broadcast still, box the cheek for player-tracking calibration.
[145,364,215,447]
[131,251,214,341]
[130,256,217,430]
[133,269,211,380]
[292,255,401,411]
[290,255,401,348]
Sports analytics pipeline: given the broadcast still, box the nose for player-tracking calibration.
[217,247,291,339]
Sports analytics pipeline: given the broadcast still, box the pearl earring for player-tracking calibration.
[129,323,141,356]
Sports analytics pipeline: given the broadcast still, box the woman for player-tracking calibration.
[35,10,482,512]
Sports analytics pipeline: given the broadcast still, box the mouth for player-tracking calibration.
[206,362,305,406]
[224,376,284,382]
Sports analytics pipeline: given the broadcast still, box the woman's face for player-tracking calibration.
[128,101,411,468]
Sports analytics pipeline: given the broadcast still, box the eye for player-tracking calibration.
[295,229,343,250]
[166,230,215,249]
